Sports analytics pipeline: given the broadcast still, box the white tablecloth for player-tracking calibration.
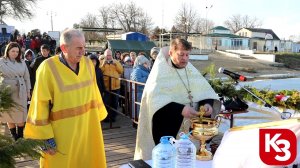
[120,160,212,168]
[213,120,300,168]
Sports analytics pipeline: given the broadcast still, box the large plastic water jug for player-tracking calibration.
[174,132,196,168]
[152,136,176,168]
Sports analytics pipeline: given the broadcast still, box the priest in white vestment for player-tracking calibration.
[134,38,222,160]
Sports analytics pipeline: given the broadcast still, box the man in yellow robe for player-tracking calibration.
[24,29,107,168]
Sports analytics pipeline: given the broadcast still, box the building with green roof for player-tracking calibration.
[188,26,249,51]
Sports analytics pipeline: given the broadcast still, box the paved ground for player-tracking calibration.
[190,52,300,80]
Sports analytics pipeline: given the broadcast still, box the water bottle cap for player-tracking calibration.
[180,134,189,139]
[179,131,191,139]
[160,136,173,144]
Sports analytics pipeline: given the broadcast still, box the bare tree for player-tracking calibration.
[150,26,168,40]
[173,3,198,39]
[73,23,80,29]
[97,6,113,38]
[136,13,152,34]
[79,13,101,44]
[98,6,110,29]
[224,14,262,33]
[108,2,153,34]
[242,15,262,28]
[0,0,38,23]
[224,14,242,33]
[193,18,214,34]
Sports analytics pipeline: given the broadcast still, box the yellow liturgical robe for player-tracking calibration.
[24,56,107,168]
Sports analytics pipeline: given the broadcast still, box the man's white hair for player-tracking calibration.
[60,28,84,46]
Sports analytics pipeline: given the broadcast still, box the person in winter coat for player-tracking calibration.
[0,42,31,140]
[150,47,160,68]
[130,55,150,117]
[30,44,51,89]
[23,49,35,90]
[100,49,123,122]
[88,54,105,97]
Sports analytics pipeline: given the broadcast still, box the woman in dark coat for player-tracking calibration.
[88,54,105,97]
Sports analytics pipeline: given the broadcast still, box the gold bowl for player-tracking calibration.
[189,117,219,160]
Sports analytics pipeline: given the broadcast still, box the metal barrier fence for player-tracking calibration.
[103,75,145,128]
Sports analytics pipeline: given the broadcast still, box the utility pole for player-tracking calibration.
[51,11,53,31]
[205,5,213,34]
[47,11,56,31]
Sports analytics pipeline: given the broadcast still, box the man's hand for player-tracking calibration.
[182,105,199,118]
[111,60,117,66]
[44,148,56,155]
[42,138,57,155]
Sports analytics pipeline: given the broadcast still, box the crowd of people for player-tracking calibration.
[0,30,57,56]
[0,28,222,167]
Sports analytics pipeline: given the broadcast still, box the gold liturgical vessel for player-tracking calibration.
[185,106,220,161]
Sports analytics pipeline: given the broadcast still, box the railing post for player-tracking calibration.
[108,76,113,128]
[124,80,129,116]
[102,74,144,129]
[134,83,138,122]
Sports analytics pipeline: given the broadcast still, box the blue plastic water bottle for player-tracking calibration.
[152,136,176,168]
[175,132,196,168]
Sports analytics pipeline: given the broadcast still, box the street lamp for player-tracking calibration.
[205,5,213,34]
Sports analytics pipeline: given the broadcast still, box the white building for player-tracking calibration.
[235,28,293,52]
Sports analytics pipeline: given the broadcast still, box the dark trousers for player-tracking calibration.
[104,89,120,120]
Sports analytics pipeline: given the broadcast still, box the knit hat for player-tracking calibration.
[150,47,160,56]
[134,55,150,68]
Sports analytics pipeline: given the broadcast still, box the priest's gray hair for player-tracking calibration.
[60,28,85,45]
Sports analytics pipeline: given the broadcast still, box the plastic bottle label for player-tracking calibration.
[176,141,195,167]
[153,151,175,167]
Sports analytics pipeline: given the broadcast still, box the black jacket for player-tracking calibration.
[88,55,105,96]
[30,55,50,88]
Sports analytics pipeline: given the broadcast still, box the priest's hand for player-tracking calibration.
[27,92,31,100]
[203,103,213,116]
[182,105,199,118]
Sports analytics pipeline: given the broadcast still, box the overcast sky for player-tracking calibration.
[5,0,300,40]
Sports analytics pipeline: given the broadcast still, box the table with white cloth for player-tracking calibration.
[213,119,300,168]
[120,160,212,168]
